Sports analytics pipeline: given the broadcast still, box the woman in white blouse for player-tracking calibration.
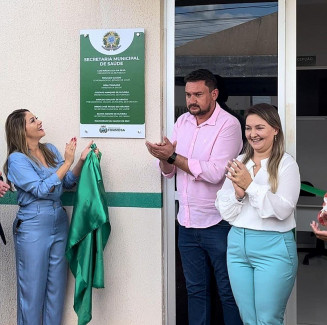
[215,103,300,325]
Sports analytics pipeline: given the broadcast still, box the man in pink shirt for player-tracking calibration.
[146,69,242,325]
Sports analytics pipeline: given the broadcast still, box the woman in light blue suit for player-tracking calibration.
[4,109,92,325]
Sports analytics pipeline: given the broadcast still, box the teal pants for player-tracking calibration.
[227,227,298,325]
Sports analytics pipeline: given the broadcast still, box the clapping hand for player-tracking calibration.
[145,136,176,161]
[225,159,252,190]
[310,220,327,241]
[318,210,327,226]
[0,173,10,197]
[64,137,77,166]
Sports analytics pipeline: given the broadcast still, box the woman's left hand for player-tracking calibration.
[226,159,252,190]
[80,140,94,161]
[310,220,327,241]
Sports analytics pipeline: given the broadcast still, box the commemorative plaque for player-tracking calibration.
[80,28,145,138]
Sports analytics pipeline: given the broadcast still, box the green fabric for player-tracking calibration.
[300,183,325,197]
[0,190,163,208]
[66,144,111,325]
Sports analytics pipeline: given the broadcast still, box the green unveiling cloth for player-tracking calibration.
[66,144,111,325]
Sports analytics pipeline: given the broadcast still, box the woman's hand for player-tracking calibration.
[0,172,10,197]
[232,182,246,201]
[56,138,77,180]
[64,137,77,166]
[225,159,252,190]
[310,220,327,241]
[71,140,98,177]
[80,140,94,161]
[318,210,327,226]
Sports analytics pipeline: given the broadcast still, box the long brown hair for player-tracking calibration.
[3,109,57,185]
[242,103,284,193]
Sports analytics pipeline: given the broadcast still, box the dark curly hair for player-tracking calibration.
[184,69,217,92]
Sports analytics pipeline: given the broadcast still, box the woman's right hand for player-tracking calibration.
[64,137,77,166]
[0,172,10,197]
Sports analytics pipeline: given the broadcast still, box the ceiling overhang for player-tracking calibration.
[176,0,276,7]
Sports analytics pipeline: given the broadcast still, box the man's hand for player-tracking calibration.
[145,136,176,161]
[145,136,193,176]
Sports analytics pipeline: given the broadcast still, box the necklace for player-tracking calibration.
[253,163,260,171]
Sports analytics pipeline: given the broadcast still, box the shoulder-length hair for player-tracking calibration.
[242,103,284,193]
[3,109,57,185]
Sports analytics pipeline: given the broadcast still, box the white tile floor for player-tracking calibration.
[297,251,327,325]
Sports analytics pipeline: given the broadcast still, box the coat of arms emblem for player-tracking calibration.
[102,31,121,51]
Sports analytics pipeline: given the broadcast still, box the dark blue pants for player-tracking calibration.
[178,221,242,325]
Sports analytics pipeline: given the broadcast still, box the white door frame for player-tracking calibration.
[278,0,297,324]
[163,1,176,324]
[163,1,297,324]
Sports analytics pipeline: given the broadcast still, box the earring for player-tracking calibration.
[274,135,277,141]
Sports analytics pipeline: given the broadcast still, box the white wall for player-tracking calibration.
[0,1,164,324]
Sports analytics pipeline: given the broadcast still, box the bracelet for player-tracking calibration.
[236,194,245,202]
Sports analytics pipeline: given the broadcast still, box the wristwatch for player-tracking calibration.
[167,152,177,164]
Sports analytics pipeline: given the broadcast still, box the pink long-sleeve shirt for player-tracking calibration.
[163,103,243,228]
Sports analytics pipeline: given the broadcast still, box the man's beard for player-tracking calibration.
[187,104,211,116]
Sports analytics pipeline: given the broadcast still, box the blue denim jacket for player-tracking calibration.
[8,143,78,210]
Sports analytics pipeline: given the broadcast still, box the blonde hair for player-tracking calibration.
[3,109,57,186]
[242,103,284,193]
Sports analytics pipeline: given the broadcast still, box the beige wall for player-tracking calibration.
[0,1,164,324]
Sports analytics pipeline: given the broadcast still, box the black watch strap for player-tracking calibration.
[167,152,177,164]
